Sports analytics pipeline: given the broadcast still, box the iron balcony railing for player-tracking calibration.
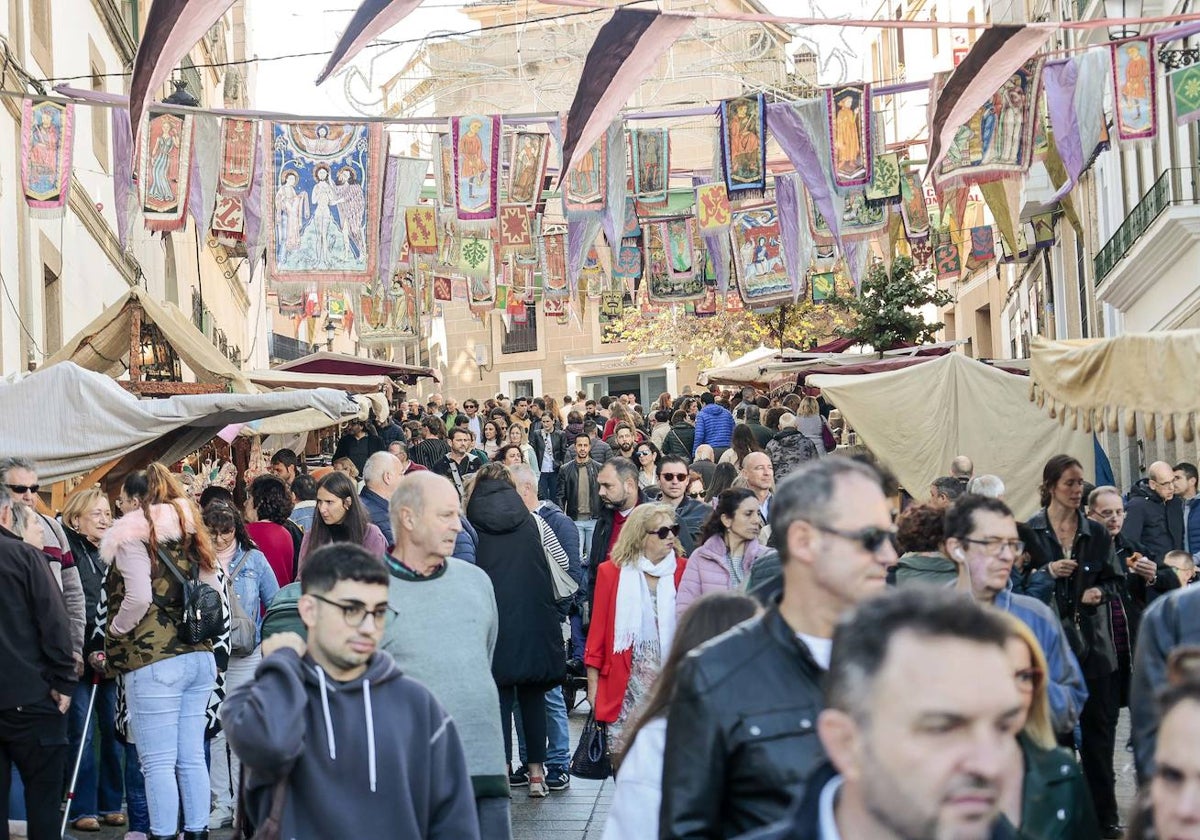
[1094,168,1200,286]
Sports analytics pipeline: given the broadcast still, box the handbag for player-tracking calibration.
[569,711,612,780]
[156,548,225,645]
[535,516,580,602]
[820,418,837,451]
[226,550,258,657]
[234,774,286,840]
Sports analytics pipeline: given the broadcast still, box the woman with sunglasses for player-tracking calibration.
[675,489,766,617]
[999,614,1098,839]
[634,441,661,492]
[585,503,688,754]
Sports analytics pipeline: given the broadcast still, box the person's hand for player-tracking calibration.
[73,652,85,678]
[50,689,71,714]
[1081,587,1103,606]
[262,632,306,659]
[1050,559,1078,578]
[1133,557,1159,582]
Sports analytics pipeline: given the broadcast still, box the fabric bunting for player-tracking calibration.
[1170,62,1200,126]
[766,100,845,246]
[499,204,534,251]
[1032,212,1057,247]
[452,115,501,222]
[865,152,900,201]
[773,173,810,302]
[719,93,767,195]
[826,84,872,187]
[434,133,455,209]
[540,232,569,297]
[614,242,643,282]
[730,203,791,307]
[140,109,193,233]
[1043,51,1107,201]
[898,172,930,240]
[379,157,431,283]
[979,178,1022,256]
[465,267,493,313]
[927,25,1055,178]
[935,243,961,281]
[188,115,221,237]
[620,196,641,239]
[507,132,550,207]
[566,213,602,291]
[563,133,606,212]
[458,235,492,280]
[112,109,136,248]
[631,128,670,203]
[601,120,630,251]
[406,206,438,253]
[317,0,424,84]
[558,8,691,182]
[695,182,732,233]
[967,226,995,268]
[211,117,256,239]
[21,98,74,216]
[644,216,704,303]
[1113,40,1157,139]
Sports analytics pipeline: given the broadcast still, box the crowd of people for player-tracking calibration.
[3,385,1200,840]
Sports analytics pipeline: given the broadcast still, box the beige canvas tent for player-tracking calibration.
[810,353,1095,517]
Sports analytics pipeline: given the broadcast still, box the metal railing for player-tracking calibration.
[268,332,312,363]
[1094,168,1200,286]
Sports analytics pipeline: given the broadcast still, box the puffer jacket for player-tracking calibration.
[692,404,734,455]
[764,429,818,480]
[1122,478,1183,562]
[675,534,766,616]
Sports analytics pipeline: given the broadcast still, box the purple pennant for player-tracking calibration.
[378,157,399,285]
[774,174,804,301]
[317,0,424,85]
[766,100,844,247]
[112,108,134,249]
[243,143,265,279]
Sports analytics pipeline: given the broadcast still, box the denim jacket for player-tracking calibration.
[230,546,280,645]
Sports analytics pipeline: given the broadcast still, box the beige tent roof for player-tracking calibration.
[246,369,395,395]
[41,287,253,393]
[810,353,1095,518]
[1030,331,1200,441]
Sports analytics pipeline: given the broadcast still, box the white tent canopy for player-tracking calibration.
[810,353,1095,518]
[0,363,359,484]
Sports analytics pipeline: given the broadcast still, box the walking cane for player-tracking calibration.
[61,655,103,839]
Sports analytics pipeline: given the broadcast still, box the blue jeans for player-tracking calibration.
[67,679,124,820]
[515,687,570,770]
[538,472,559,502]
[124,651,216,835]
[574,518,597,565]
[124,744,150,834]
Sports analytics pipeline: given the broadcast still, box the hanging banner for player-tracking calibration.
[614,242,643,282]
[21,98,75,216]
[840,188,887,236]
[865,152,900,201]
[210,118,255,238]
[899,171,930,240]
[458,235,492,281]
[539,231,569,297]
[826,83,872,187]
[140,109,193,233]
[499,204,534,251]
[935,242,962,281]
[967,226,996,268]
[620,196,641,240]
[563,133,606,212]
[719,92,767,195]
[730,203,791,307]
[405,206,438,253]
[1170,62,1200,126]
[507,131,549,207]
[1032,212,1057,247]
[631,128,670,203]
[1113,40,1157,140]
[452,114,500,222]
[644,216,704,302]
[695,181,732,233]
[434,133,455,209]
[262,120,385,285]
[433,274,454,302]
[358,272,419,343]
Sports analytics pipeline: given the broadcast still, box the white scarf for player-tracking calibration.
[613,553,678,657]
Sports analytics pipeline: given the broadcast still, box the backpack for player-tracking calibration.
[226,549,258,657]
[261,582,307,642]
[155,547,225,645]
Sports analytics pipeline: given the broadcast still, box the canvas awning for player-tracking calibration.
[810,353,1094,518]
[246,369,396,396]
[1,363,359,485]
[701,341,962,389]
[274,350,440,384]
[1030,331,1200,442]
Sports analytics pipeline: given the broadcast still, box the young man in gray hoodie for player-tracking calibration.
[222,543,479,839]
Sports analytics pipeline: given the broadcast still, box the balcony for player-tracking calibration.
[269,332,314,363]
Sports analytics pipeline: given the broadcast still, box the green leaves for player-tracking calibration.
[828,257,953,353]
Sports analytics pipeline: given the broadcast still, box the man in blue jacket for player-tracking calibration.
[692,392,734,460]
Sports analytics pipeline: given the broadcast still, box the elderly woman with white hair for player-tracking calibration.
[968,474,1006,498]
[764,412,818,480]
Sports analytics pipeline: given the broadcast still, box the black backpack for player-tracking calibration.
[156,547,225,644]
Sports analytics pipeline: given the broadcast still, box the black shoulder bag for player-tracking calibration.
[156,548,225,644]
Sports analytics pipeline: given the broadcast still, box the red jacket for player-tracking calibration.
[584,557,688,723]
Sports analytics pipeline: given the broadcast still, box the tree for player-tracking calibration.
[828,256,953,353]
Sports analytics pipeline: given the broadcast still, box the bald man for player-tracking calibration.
[950,454,974,482]
[741,451,775,520]
[1123,460,1185,562]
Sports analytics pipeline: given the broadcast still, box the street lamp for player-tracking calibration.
[163,78,200,108]
[1104,0,1142,41]
[323,318,337,350]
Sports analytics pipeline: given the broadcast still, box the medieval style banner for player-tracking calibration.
[1170,62,1200,126]
[967,226,996,268]
[563,133,606,212]
[539,231,569,297]
[719,93,767,195]
[140,109,194,233]
[826,83,872,187]
[405,206,438,253]
[730,203,791,307]
[507,132,549,207]
[695,181,732,234]
[21,98,75,216]
[1113,40,1157,140]
[631,128,670,203]
[935,242,962,280]
[452,114,501,222]
[899,171,930,240]
[262,120,385,285]
[358,273,419,344]
[435,133,455,209]
[499,204,534,252]
[211,117,256,239]
[614,241,643,283]
[644,216,704,302]
[865,152,900,201]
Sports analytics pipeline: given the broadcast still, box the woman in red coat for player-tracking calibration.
[585,503,687,752]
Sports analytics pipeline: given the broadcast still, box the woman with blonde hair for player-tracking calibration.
[794,395,830,455]
[506,423,538,473]
[584,503,688,752]
[1000,613,1097,839]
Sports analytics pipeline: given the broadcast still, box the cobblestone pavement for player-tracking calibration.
[79,707,1135,839]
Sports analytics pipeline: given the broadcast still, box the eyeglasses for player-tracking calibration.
[962,537,1025,557]
[646,524,681,539]
[1014,667,1042,688]
[687,491,705,499]
[811,523,897,554]
[310,594,396,628]
[636,450,652,457]
[660,472,688,482]
[464,404,478,410]
[6,483,39,494]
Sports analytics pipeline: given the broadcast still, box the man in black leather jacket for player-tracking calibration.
[660,457,898,839]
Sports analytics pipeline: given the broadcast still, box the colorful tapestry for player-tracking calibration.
[934,59,1043,186]
[358,274,419,343]
[140,109,193,233]
[696,182,732,233]
[614,242,643,282]
[1113,40,1157,140]
[644,217,703,302]
[865,152,900,201]
[719,93,767,194]
[935,243,961,280]
[1032,212,1056,247]
[967,226,995,268]
[1170,62,1200,126]
[458,235,492,280]
[841,188,887,236]
[263,120,384,284]
[21,98,74,215]
[507,132,549,207]
[405,206,438,253]
[899,172,930,240]
[433,275,453,302]
[620,196,641,239]
[564,134,606,211]
[767,99,846,246]
[435,133,455,209]
[499,204,533,251]
[808,189,834,243]
[545,296,568,318]
[730,203,791,306]
[210,117,255,238]
[540,232,569,296]
[451,277,468,302]
[630,128,670,203]
[452,115,500,222]
[826,84,872,187]
[494,283,508,311]
[811,272,836,303]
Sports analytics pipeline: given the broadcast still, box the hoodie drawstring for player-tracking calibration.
[363,678,377,793]
[314,664,378,794]
[315,666,337,761]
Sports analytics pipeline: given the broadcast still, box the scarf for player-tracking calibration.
[613,553,678,656]
[216,539,238,573]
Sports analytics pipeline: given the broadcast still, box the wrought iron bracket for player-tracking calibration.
[1158,48,1200,71]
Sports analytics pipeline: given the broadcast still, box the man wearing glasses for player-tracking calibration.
[942,494,1088,739]
[1123,460,1184,563]
[645,455,708,556]
[461,400,483,444]
[661,458,898,839]
[223,543,480,839]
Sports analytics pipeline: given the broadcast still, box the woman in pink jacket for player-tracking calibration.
[675,488,766,616]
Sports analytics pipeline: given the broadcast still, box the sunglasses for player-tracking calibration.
[660,472,688,482]
[811,523,897,554]
[636,449,652,457]
[687,491,705,499]
[646,524,681,539]
[6,483,39,494]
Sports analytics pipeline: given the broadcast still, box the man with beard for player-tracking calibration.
[741,588,1023,840]
[645,455,708,556]
[586,458,644,604]
[608,423,638,460]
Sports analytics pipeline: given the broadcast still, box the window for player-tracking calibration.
[90,41,108,171]
[1075,235,1090,338]
[43,265,61,354]
[509,380,534,399]
[501,303,538,354]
